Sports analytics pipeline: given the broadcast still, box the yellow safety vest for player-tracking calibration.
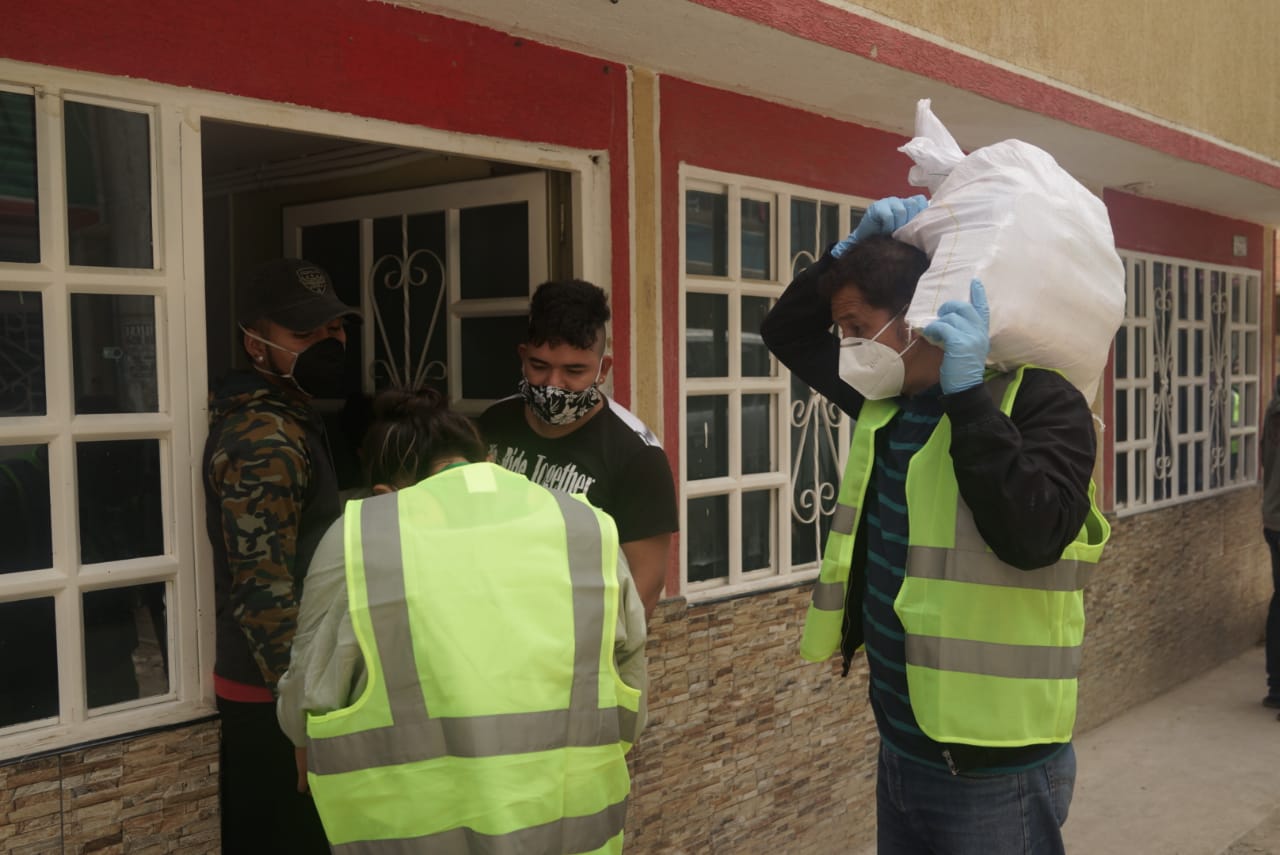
[801,368,1110,746]
[306,462,641,854]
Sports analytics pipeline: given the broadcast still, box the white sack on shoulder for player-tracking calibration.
[892,99,1126,404]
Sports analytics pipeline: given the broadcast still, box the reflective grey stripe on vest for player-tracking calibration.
[905,501,1093,593]
[309,489,633,777]
[810,502,857,611]
[330,800,626,855]
[831,502,857,536]
[905,635,1082,681]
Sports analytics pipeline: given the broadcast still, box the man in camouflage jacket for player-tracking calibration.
[203,258,359,854]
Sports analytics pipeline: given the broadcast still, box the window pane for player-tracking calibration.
[741,296,772,377]
[0,597,58,728]
[741,198,771,280]
[791,374,841,568]
[77,438,163,563]
[742,393,773,474]
[0,92,39,263]
[0,444,52,573]
[1115,391,1128,443]
[460,203,529,299]
[686,394,728,480]
[1115,327,1128,380]
[64,102,153,268]
[371,213,448,393]
[85,582,168,709]
[1134,327,1147,378]
[0,290,46,415]
[301,220,364,397]
[820,203,840,250]
[1135,387,1147,440]
[1116,451,1128,506]
[71,293,158,414]
[686,190,727,277]
[686,292,728,378]
[742,489,772,571]
[790,199,817,276]
[687,494,728,582]
[850,207,866,235]
[459,315,527,399]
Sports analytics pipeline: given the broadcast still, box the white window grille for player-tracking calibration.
[281,173,550,415]
[1113,252,1260,514]
[679,166,867,598]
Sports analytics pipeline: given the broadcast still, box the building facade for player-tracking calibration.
[1,1,1277,851]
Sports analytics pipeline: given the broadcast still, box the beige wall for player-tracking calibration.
[857,1,1280,162]
[627,486,1271,851]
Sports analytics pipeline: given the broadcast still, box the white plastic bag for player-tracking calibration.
[893,99,1125,404]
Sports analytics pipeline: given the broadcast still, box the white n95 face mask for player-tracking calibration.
[837,315,918,400]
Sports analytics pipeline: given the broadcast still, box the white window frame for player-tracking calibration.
[0,79,200,758]
[678,164,869,601]
[1113,251,1261,516]
[281,173,550,415]
[0,58,611,760]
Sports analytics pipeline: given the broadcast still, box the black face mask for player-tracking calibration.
[287,336,349,399]
[246,328,350,399]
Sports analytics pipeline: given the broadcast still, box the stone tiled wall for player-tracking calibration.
[0,489,1266,853]
[0,719,219,854]
[1076,487,1271,732]
[628,486,1271,852]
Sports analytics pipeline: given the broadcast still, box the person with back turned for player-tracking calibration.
[278,388,647,853]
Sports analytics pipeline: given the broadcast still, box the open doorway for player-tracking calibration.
[200,119,574,490]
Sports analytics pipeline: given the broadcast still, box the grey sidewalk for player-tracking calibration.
[854,646,1280,854]
[1066,645,1280,855]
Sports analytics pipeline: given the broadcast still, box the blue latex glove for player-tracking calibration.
[923,279,990,394]
[831,194,928,258]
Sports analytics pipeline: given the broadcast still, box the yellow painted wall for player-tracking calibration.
[856,0,1280,161]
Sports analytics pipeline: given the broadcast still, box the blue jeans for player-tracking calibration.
[876,742,1076,855]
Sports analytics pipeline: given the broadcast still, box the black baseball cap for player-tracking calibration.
[236,258,362,331]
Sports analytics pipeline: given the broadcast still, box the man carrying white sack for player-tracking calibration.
[761,195,1111,855]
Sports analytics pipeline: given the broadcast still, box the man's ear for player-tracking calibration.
[517,342,528,360]
[371,483,395,495]
[597,354,614,384]
[243,330,267,365]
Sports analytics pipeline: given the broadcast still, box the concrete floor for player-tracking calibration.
[853,646,1280,854]
[1066,645,1280,855]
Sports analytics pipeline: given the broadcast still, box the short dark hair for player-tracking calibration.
[527,279,611,352]
[362,387,487,488]
[817,235,930,315]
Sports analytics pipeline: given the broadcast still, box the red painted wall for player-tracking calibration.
[1104,190,1265,269]
[658,76,922,592]
[0,0,635,401]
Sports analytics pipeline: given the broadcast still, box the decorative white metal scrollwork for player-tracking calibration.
[788,243,845,561]
[1151,264,1174,493]
[1207,271,1231,486]
[790,390,842,522]
[367,240,447,391]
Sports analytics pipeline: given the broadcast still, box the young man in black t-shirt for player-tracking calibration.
[478,279,677,617]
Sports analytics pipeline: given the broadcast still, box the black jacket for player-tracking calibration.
[761,251,1098,653]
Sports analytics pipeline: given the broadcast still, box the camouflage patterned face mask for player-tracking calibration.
[518,373,602,426]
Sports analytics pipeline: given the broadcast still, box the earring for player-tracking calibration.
[256,356,264,362]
